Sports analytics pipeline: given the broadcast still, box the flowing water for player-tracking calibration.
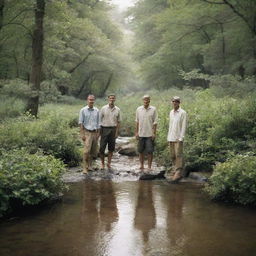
[0,180,255,256]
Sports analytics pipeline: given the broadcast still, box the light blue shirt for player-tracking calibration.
[78,106,100,130]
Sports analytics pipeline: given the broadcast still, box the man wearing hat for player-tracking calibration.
[167,96,187,183]
[135,95,158,171]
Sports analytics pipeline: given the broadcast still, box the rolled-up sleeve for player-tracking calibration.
[135,108,139,122]
[179,112,187,141]
[153,108,158,124]
[96,110,100,129]
[117,109,121,122]
[78,109,84,125]
[99,108,103,126]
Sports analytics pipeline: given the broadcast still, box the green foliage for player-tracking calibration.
[129,0,256,89]
[0,149,67,217]
[0,0,129,97]
[0,114,81,166]
[0,96,26,120]
[205,154,256,206]
[39,81,62,104]
[181,70,256,98]
[154,88,256,171]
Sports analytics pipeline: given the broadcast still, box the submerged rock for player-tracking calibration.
[140,170,166,180]
[118,143,138,156]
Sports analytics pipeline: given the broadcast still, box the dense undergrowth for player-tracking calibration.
[0,149,67,217]
[1,76,256,215]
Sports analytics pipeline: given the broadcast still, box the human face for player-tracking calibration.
[87,95,95,108]
[143,97,150,108]
[172,100,180,110]
[108,95,116,106]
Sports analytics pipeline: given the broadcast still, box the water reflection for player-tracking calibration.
[0,181,256,256]
[163,188,186,255]
[80,181,118,255]
[134,181,156,243]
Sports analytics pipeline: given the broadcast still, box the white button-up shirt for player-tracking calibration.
[136,105,158,137]
[100,104,121,127]
[167,108,187,142]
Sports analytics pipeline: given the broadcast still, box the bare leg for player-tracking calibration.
[139,153,144,170]
[100,153,105,169]
[147,153,153,170]
[107,152,113,169]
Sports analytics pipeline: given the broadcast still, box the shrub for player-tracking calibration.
[0,96,26,120]
[39,80,62,104]
[154,89,256,171]
[0,149,67,217]
[205,154,256,206]
[0,114,81,166]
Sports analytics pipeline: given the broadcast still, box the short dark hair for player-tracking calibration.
[108,94,116,98]
[87,94,95,99]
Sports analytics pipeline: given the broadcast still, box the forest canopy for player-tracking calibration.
[127,0,256,89]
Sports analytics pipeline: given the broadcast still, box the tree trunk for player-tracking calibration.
[219,22,226,69]
[101,73,113,97]
[0,0,4,31]
[0,0,4,56]
[68,52,91,74]
[26,0,45,117]
[76,73,92,97]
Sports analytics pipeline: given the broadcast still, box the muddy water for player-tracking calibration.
[0,181,255,256]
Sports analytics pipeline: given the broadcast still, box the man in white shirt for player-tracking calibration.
[167,96,187,183]
[99,94,121,170]
[135,95,158,171]
[78,95,100,174]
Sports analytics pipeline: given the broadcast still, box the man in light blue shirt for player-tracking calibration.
[78,95,100,174]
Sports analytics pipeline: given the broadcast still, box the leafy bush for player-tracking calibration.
[181,70,256,98]
[205,154,256,206]
[39,80,62,104]
[0,96,26,120]
[0,114,81,166]
[154,88,256,172]
[0,149,67,217]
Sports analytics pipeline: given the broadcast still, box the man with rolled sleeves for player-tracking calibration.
[135,95,158,172]
[78,94,100,174]
[99,94,121,170]
[167,96,187,183]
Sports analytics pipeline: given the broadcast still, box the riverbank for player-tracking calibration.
[62,136,209,184]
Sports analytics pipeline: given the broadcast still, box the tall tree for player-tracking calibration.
[0,0,4,31]
[26,0,45,116]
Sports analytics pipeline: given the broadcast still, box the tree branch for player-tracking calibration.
[200,0,225,4]
[6,8,33,25]
[1,22,32,37]
[68,52,92,74]
[222,0,255,34]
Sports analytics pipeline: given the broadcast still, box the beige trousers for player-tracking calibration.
[169,142,184,175]
[83,130,98,170]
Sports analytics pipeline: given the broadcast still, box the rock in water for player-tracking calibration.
[118,143,138,156]
[140,170,166,180]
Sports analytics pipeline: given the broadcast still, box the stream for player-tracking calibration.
[0,138,255,256]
